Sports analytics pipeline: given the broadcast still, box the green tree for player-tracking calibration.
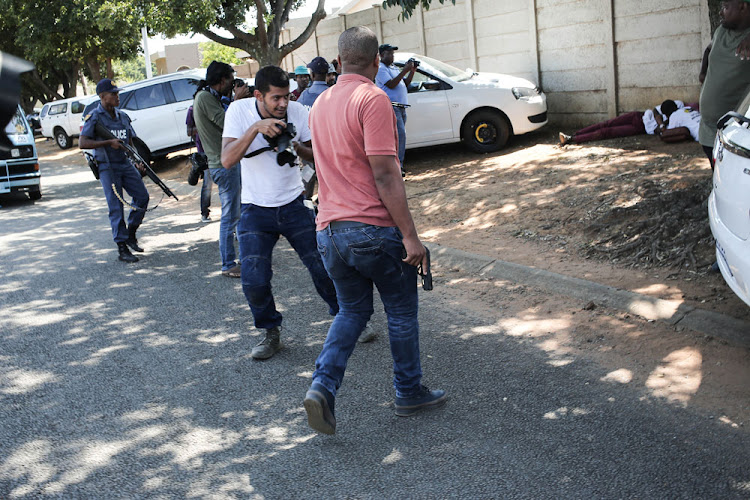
[0,0,143,106]
[113,56,157,83]
[139,0,322,67]
[381,0,456,20]
[139,0,458,67]
[199,41,243,67]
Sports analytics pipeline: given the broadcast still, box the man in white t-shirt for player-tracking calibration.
[221,65,339,360]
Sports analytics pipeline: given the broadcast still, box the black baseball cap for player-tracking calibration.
[96,79,120,95]
[379,44,398,53]
[307,56,329,75]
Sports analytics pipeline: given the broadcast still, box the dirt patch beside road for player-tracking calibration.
[402,130,748,322]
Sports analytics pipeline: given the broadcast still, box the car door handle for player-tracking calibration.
[175,107,188,111]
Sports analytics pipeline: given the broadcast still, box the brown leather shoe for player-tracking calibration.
[221,264,241,278]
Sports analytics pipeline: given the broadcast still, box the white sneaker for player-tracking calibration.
[201,215,211,222]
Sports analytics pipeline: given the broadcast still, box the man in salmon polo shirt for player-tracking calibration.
[302,26,447,435]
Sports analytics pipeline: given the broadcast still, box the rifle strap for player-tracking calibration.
[111,183,164,212]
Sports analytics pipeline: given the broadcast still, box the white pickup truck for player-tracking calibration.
[39,95,97,149]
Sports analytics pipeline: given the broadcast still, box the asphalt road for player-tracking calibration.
[1,154,749,499]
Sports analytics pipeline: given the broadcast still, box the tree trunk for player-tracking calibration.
[86,57,102,84]
[25,71,63,102]
[64,63,80,98]
[254,47,283,67]
[106,58,113,79]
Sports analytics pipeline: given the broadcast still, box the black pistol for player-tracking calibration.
[419,246,433,291]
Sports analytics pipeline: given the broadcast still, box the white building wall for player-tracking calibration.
[283,0,707,126]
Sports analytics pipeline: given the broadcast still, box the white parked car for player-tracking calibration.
[708,89,750,307]
[81,69,206,162]
[39,95,98,149]
[392,53,547,152]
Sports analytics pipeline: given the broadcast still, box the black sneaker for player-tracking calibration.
[117,242,139,263]
[303,382,336,435]
[394,385,447,417]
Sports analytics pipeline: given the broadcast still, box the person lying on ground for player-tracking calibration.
[559,100,683,146]
[658,106,701,143]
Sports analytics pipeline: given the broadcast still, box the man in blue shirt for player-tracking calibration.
[79,79,149,263]
[298,57,330,107]
[375,44,416,175]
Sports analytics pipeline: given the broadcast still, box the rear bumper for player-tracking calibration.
[709,191,750,307]
[0,176,41,194]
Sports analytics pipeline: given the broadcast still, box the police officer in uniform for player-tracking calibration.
[79,79,149,263]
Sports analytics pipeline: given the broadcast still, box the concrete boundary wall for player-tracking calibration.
[283,0,709,127]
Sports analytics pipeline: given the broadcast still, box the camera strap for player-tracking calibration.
[243,146,274,159]
[243,102,288,159]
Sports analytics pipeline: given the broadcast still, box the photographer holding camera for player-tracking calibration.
[193,61,250,278]
[376,43,417,176]
[220,65,339,360]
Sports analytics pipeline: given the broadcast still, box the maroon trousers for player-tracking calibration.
[573,111,646,143]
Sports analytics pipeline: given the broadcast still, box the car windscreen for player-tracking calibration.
[82,101,100,116]
[405,56,473,83]
[5,108,29,136]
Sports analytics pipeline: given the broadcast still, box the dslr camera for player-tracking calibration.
[264,122,297,167]
[187,152,208,186]
[407,58,420,69]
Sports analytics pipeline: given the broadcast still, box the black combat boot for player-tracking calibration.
[118,242,139,263]
[126,226,144,252]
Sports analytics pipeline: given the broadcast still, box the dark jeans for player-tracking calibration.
[394,106,407,169]
[313,222,423,399]
[99,163,149,243]
[200,170,212,218]
[238,195,338,330]
[574,111,646,143]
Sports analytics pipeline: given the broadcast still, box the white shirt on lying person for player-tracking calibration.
[642,100,685,135]
[667,107,701,142]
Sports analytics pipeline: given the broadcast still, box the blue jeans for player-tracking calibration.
[313,223,422,398]
[200,170,212,218]
[99,163,149,243]
[394,107,407,169]
[238,195,338,330]
[209,166,240,271]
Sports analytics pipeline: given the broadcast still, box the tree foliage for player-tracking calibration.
[113,57,157,84]
[199,41,243,67]
[139,0,321,67]
[0,0,144,108]
[381,0,456,20]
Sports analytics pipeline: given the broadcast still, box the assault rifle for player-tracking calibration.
[94,122,179,201]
